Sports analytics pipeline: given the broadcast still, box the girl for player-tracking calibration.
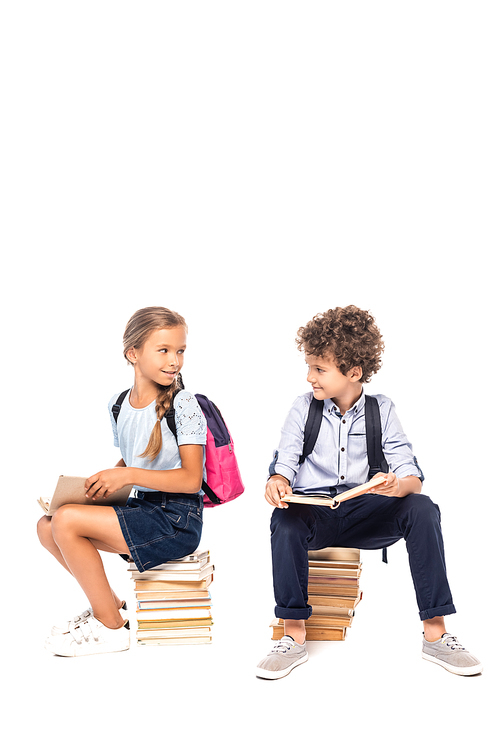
[38,306,207,657]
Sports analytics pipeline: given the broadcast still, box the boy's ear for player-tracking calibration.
[349,366,363,382]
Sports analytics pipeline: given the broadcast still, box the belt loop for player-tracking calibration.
[161,494,168,509]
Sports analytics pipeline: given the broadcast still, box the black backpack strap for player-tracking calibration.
[112,390,130,423]
[365,394,389,563]
[165,407,177,439]
[299,398,323,465]
[365,395,389,477]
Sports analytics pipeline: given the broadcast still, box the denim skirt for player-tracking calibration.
[114,491,203,573]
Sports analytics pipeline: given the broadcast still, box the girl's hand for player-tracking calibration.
[85,468,131,500]
[369,472,400,497]
[265,476,293,508]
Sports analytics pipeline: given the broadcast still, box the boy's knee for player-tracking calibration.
[404,493,441,524]
[270,505,311,543]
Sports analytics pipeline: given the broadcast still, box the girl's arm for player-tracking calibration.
[85,444,204,499]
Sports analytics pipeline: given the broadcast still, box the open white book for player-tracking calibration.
[286,475,387,508]
[37,476,133,517]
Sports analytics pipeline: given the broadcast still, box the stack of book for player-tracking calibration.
[271,547,362,641]
[129,550,214,646]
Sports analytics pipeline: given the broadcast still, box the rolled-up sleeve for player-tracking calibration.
[379,397,424,482]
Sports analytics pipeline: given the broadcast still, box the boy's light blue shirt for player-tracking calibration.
[270,390,423,495]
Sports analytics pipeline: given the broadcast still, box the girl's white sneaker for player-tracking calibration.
[50,601,127,636]
[45,615,130,657]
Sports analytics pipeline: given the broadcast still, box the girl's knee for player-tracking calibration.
[50,504,78,539]
[37,515,53,547]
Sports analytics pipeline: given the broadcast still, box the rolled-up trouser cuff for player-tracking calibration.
[419,604,456,621]
[275,605,312,621]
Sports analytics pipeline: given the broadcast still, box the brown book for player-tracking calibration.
[37,475,133,516]
[270,618,346,641]
[130,564,214,582]
[308,592,362,608]
[136,626,212,639]
[275,614,352,627]
[135,590,211,602]
[136,607,212,621]
[134,577,213,592]
[137,636,212,646]
[310,604,355,618]
[309,583,361,596]
[137,597,211,610]
[309,574,360,587]
[307,565,361,578]
[137,617,213,630]
[308,548,361,562]
[302,627,346,642]
[308,559,361,570]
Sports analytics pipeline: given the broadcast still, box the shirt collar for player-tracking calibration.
[328,389,365,416]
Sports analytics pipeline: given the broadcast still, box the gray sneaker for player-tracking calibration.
[422,633,482,676]
[256,636,308,680]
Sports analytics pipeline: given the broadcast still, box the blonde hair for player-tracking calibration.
[123,306,187,461]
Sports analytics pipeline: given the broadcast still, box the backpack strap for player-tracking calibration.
[365,395,389,477]
[112,390,130,423]
[365,395,389,563]
[299,397,323,465]
[165,406,177,439]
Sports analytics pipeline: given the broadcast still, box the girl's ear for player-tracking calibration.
[125,347,137,365]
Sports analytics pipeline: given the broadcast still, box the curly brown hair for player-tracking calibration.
[296,305,384,383]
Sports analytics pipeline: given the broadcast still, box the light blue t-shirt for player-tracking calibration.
[108,390,207,492]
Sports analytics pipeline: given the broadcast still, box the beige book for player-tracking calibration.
[286,475,386,508]
[38,475,133,516]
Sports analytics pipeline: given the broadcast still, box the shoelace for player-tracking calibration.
[271,638,294,654]
[442,634,465,651]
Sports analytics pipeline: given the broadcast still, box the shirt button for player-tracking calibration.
[342,419,346,424]
[341,447,345,452]
[340,475,345,480]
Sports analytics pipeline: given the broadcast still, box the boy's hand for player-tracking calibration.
[369,472,400,497]
[85,468,131,500]
[369,472,422,498]
[265,475,292,508]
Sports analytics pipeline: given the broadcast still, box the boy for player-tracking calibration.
[256,305,481,679]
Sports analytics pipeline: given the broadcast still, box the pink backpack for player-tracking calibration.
[166,394,244,507]
[112,389,245,507]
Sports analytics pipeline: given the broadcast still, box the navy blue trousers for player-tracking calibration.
[270,493,456,622]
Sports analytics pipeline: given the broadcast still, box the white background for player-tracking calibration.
[1,2,498,746]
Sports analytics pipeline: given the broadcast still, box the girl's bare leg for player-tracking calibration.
[37,514,126,611]
[40,505,130,629]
